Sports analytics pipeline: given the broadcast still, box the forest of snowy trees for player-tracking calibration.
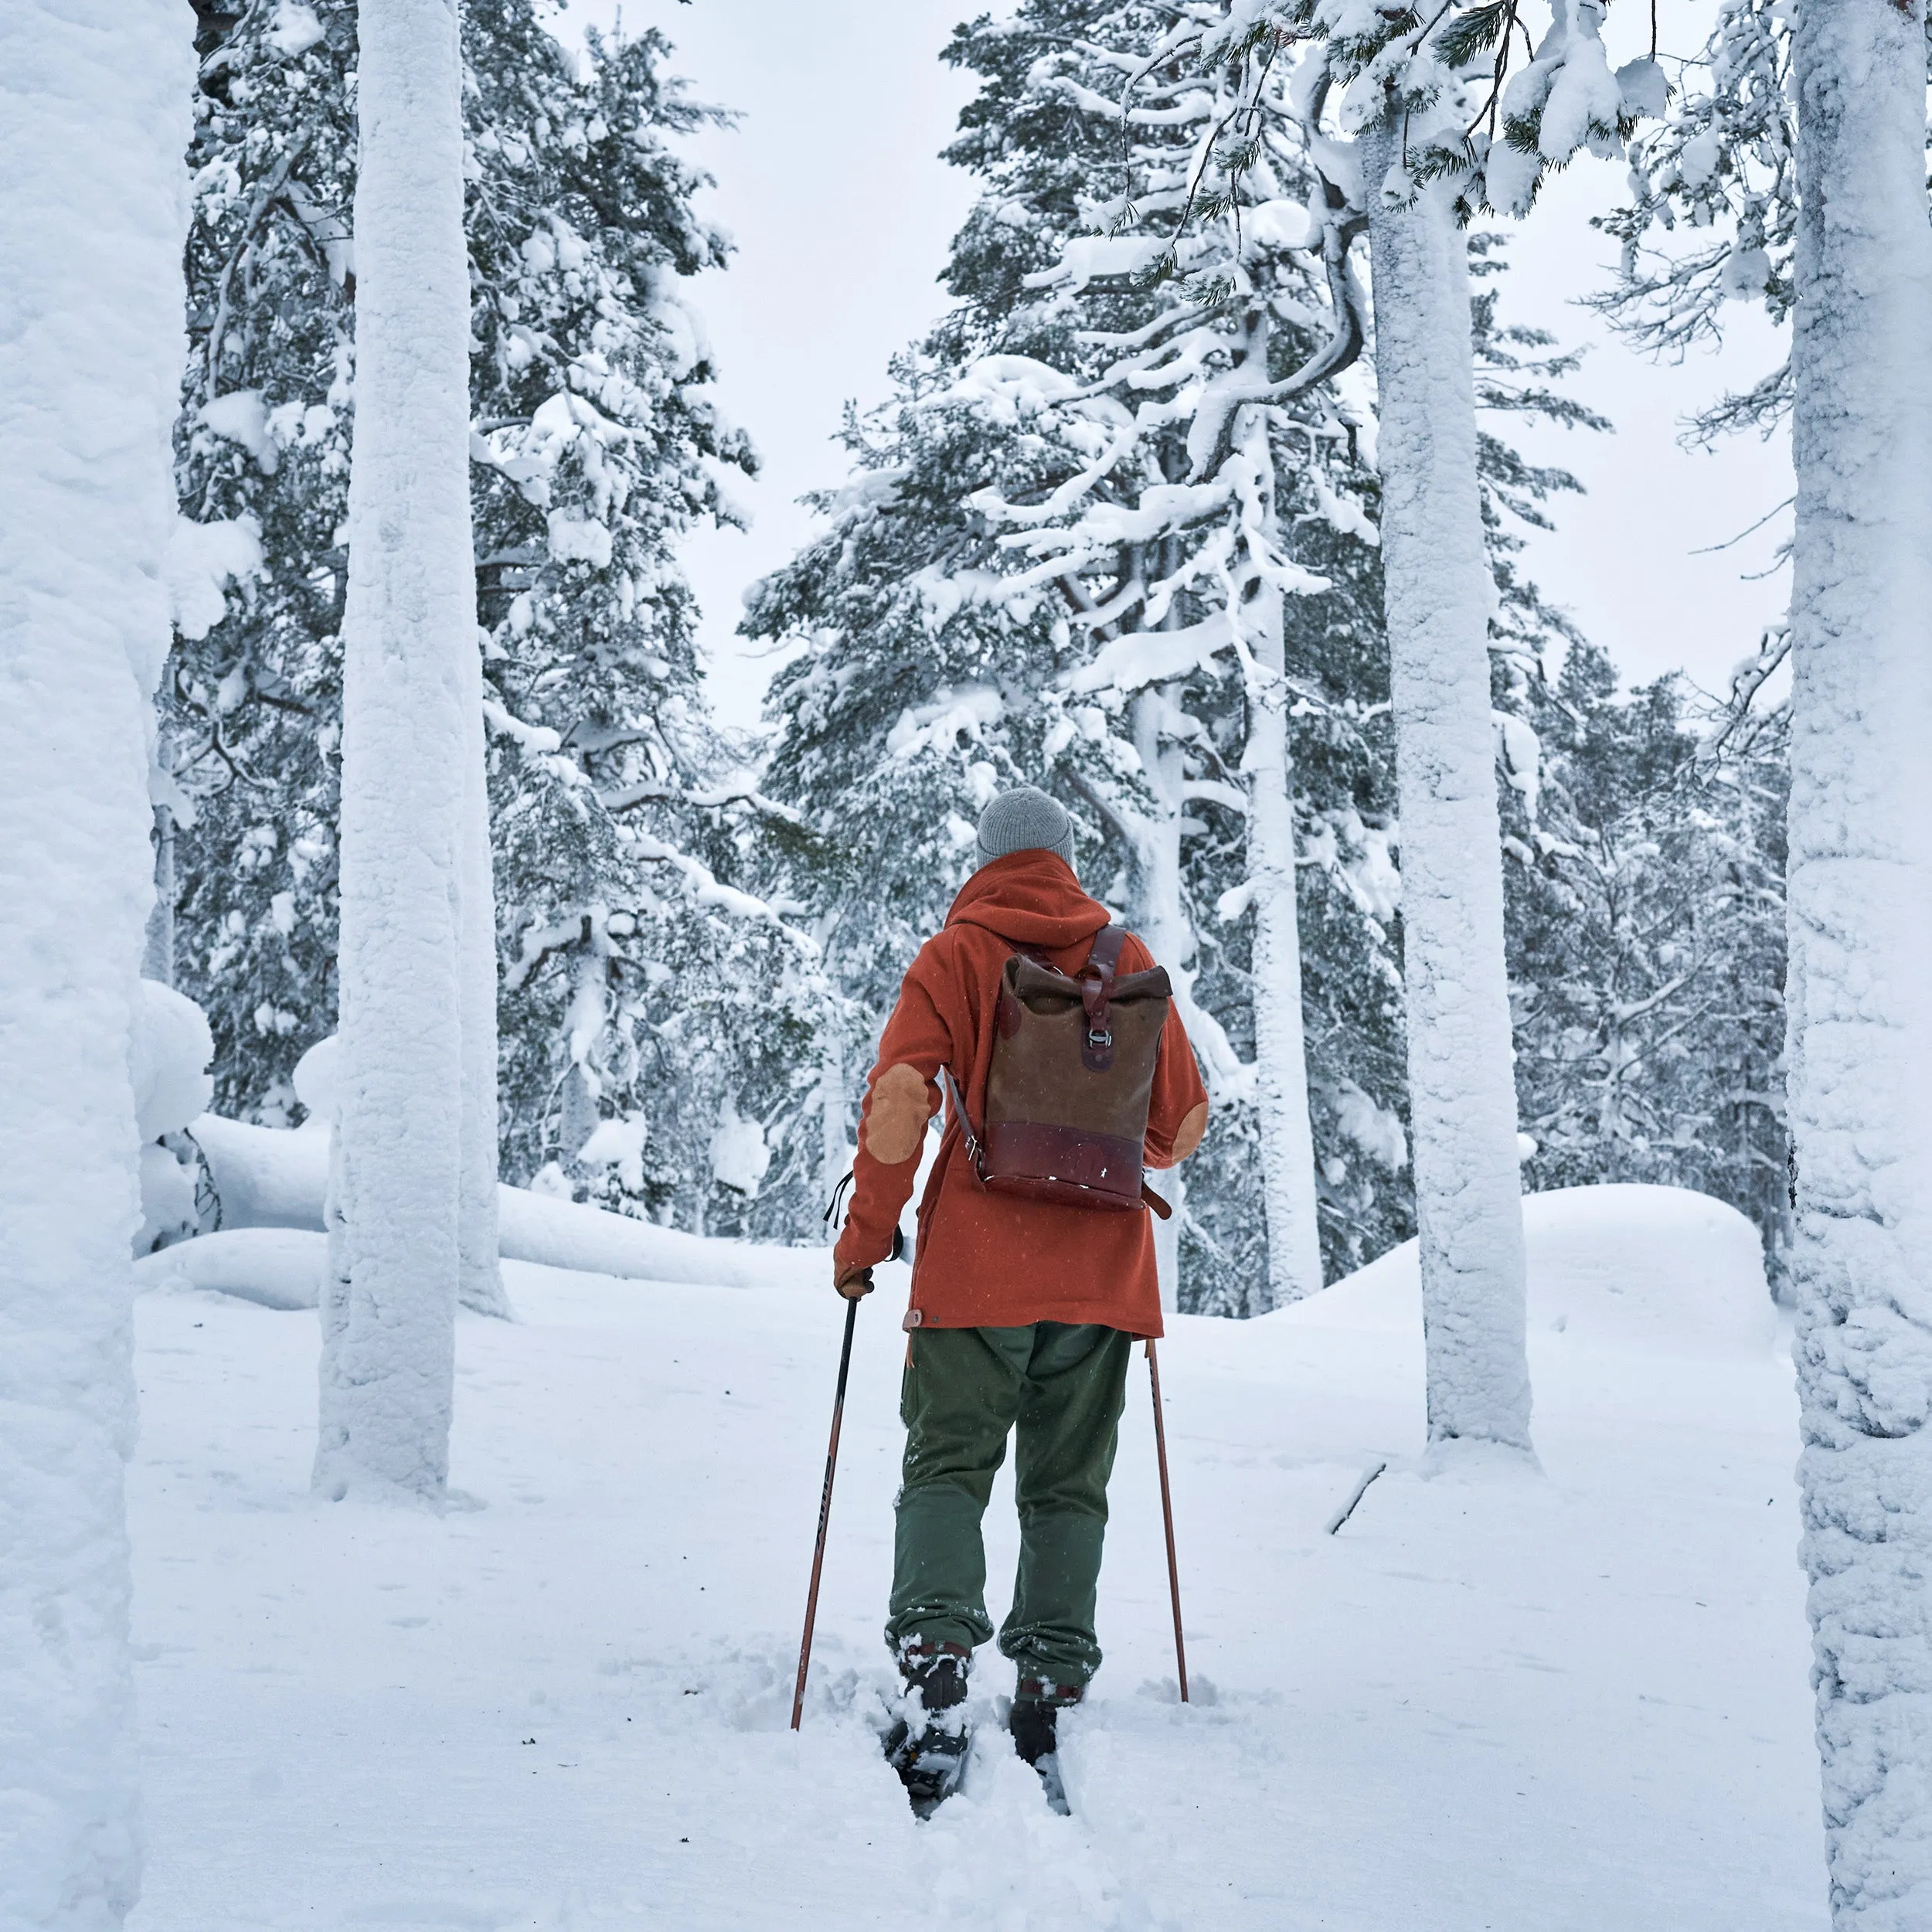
[5,0,1932,1923]
[162,0,1788,1305]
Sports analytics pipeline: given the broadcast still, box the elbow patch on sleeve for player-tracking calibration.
[1171,1100,1209,1163]
[862,1061,931,1166]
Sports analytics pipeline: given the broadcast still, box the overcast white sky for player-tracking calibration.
[566,0,1794,732]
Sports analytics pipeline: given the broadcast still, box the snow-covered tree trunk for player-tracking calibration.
[1247,590,1323,1305]
[1240,379,1325,1308]
[318,0,490,1500]
[141,801,176,988]
[1786,0,1932,1917]
[1361,117,1532,1451]
[1130,684,1197,1315]
[457,618,509,1320]
[1131,692,1192,983]
[141,727,180,989]
[0,0,190,1917]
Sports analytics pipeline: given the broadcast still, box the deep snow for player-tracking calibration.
[126,1185,1823,1929]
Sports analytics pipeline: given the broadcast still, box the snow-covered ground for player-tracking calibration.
[125,1185,1824,1930]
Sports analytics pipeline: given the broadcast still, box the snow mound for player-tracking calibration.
[1279,1183,1777,1361]
[132,983,216,1251]
[138,1144,200,1254]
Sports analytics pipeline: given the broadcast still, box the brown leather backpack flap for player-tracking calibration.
[1004,954,1172,1015]
[987,955,1170,1141]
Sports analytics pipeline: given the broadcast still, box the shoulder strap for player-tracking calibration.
[1085,923,1128,985]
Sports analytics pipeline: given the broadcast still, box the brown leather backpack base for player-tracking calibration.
[954,927,1172,1213]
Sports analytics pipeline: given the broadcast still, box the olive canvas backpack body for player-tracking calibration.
[945,925,1174,1216]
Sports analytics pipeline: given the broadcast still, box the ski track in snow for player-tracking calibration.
[126,1192,1825,1930]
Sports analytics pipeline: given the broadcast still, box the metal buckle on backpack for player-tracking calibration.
[1086,1027,1112,1049]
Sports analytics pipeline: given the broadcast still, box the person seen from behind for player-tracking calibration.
[831,786,1209,1813]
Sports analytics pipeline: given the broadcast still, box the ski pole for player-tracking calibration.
[1146,1338,1189,1704]
[791,1286,862,1730]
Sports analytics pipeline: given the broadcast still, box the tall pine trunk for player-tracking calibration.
[0,0,189,1915]
[1239,364,1325,1308]
[1787,0,1932,1917]
[1361,118,1532,1451]
[457,617,509,1318]
[318,0,495,1500]
[1247,592,1322,1304]
[1131,682,1196,1313]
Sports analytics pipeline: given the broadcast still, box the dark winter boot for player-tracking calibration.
[1009,1675,1081,1815]
[883,1642,972,1817]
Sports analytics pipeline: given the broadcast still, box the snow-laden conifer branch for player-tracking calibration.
[616,831,819,954]
[598,777,815,832]
[1589,0,1803,445]
[1192,0,1669,218]
[1697,620,1788,766]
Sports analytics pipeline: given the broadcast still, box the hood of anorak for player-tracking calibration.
[944,850,1111,951]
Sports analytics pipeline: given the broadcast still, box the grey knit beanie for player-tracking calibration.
[975,786,1075,872]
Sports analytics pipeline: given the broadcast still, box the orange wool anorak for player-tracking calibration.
[832,851,1209,1338]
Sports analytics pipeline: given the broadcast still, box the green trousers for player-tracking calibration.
[886,1321,1133,1690]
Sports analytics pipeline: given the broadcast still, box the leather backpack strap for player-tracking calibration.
[1085,923,1128,985]
[1080,924,1128,1067]
[938,1064,986,1178]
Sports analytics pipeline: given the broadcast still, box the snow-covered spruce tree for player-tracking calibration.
[170,0,357,1121]
[172,4,787,1236]
[0,0,190,1914]
[1546,3,1801,1253]
[1781,0,1932,1917]
[952,9,1393,1308]
[458,1,811,1241]
[750,1,1410,1310]
[1502,645,1790,1284]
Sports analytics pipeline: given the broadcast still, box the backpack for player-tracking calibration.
[945,925,1174,1216]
